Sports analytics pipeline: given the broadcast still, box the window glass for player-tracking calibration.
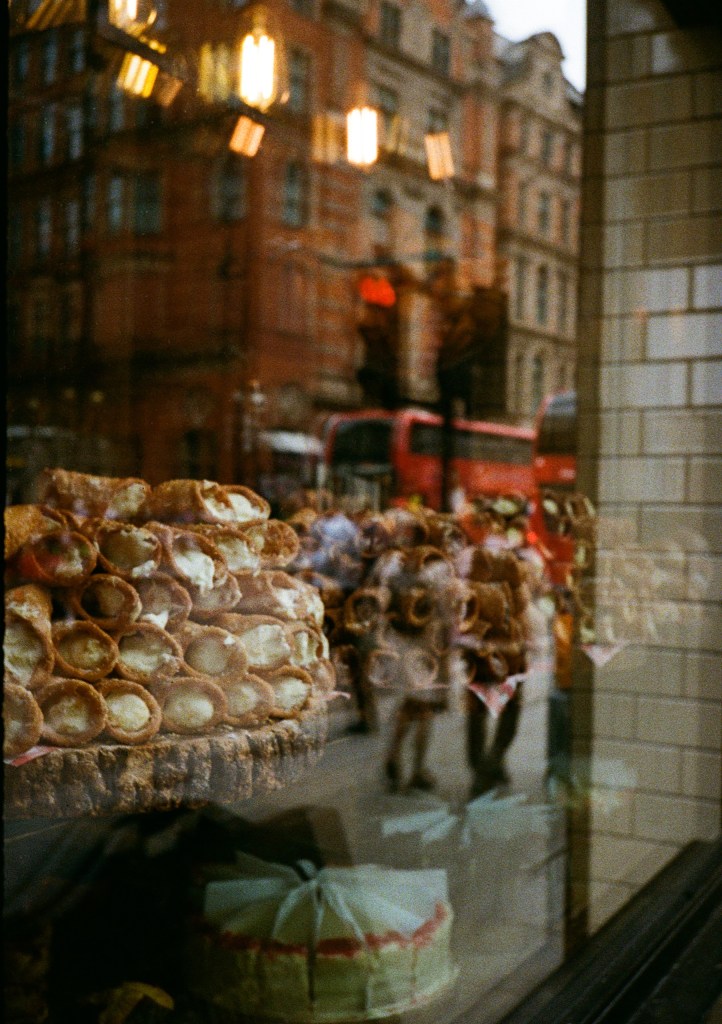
[70,27,85,73]
[41,31,58,84]
[330,419,392,464]
[514,255,528,320]
[133,173,163,235]
[541,127,554,166]
[65,198,81,254]
[289,48,310,113]
[67,105,84,160]
[431,29,450,75]
[536,263,549,324]
[214,157,247,222]
[379,1,401,48]
[39,105,55,165]
[35,198,52,258]
[107,175,125,234]
[538,190,551,234]
[282,162,308,226]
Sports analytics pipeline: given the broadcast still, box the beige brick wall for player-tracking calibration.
[577,0,722,934]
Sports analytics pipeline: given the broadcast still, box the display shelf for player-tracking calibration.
[4,699,329,820]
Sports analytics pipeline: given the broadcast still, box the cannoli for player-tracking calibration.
[364,646,401,689]
[4,585,54,689]
[186,523,261,574]
[115,622,184,683]
[473,649,509,683]
[52,620,119,683]
[147,523,226,592]
[330,644,361,695]
[39,468,151,520]
[9,529,98,588]
[177,621,248,683]
[217,672,275,728]
[310,657,336,694]
[447,580,481,633]
[463,546,495,583]
[68,574,142,632]
[135,572,192,631]
[402,647,440,692]
[36,678,107,747]
[285,621,328,671]
[470,582,511,631]
[485,637,526,675]
[425,515,467,555]
[354,515,391,560]
[186,568,242,621]
[153,676,228,734]
[4,504,69,560]
[97,679,162,745]
[3,683,44,759]
[234,570,324,626]
[262,665,313,719]
[343,587,391,637]
[149,479,270,525]
[240,519,301,569]
[396,586,434,631]
[406,545,454,584]
[383,508,429,549]
[510,582,532,616]
[486,550,523,588]
[293,570,345,609]
[88,520,162,580]
[365,547,408,590]
[212,614,292,672]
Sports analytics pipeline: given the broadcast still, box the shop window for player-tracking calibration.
[107,175,125,234]
[536,264,549,325]
[39,106,55,165]
[214,157,247,222]
[67,105,83,160]
[541,127,554,166]
[531,352,544,412]
[109,81,125,133]
[65,198,81,255]
[69,27,85,74]
[41,31,58,85]
[431,29,450,76]
[514,256,528,321]
[538,191,551,235]
[288,49,310,113]
[282,162,308,227]
[379,1,401,49]
[36,198,53,259]
[133,173,163,235]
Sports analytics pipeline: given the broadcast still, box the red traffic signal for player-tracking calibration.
[358,275,396,307]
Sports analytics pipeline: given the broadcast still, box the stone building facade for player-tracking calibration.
[7,0,582,488]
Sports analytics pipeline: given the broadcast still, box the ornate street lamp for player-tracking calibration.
[235,7,288,113]
[346,106,378,168]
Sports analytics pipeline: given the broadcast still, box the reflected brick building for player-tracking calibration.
[7,0,582,487]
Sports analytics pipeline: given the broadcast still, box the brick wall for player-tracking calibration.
[577,0,721,931]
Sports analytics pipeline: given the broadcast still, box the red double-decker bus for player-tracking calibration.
[322,407,535,511]
[529,390,578,583]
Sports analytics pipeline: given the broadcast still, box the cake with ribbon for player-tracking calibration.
[189,854,455,1021]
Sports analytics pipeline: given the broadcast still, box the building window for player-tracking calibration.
[514,256,528,321]
[371,189,392,245]
[541,128,554,166]
[561,198,571,245]
[60,283,84,348]
[70,27,85,73]
[514,351,525,412]
[424,205,445,258]
[12,39,30,86]
[36,199,53,259]
[288,48,310,113]
[67,105,84,160]
[538,191,551,235]
[39,106,55,165]
[214,156,247,222]
[558,271,570,333]
[65,199,81,254]
[41,31,58,84]
[107,175,125,234]
[85,79,100,133]
[564,139,575,175]
[134,174,163,235]
[431,29,450,76]
[531,353,545,412]
[10,120,26,171]
[282,162,308,227]
[109,82,125,133]
[83,174,96,230]
[379,1,401,48]
[427,108,448,134]
[517,180,528,228]
[375,85,399,147]
[536,265,549,325]
[289,0,313,15]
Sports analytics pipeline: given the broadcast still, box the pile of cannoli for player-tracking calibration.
[3,470,334,761]
[285,505,536,717]
[538,489,597,637]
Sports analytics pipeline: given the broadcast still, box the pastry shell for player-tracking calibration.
[97,679,162,745]
[36,678,107,747]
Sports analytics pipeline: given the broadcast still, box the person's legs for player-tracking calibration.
[487,683,524,783]
[466,692,492,796]
[385,699,414,791]
[409,705,436,790]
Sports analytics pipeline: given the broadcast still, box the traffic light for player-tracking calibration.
[357,274,400,408]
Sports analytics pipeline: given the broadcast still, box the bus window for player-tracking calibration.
[331,419,393,465]
[536,390,577,457]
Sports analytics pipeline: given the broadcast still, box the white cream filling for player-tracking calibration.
[273,678,309,713]
[130,560,157,579]
[238,625,290,668]
[174,546,215,591]
[106,692,151,732]
[227,492,259,521]
[164,690,214,728]
[54,546,85,580]
[142,610,170,629]
[187,638,232,675]
[107,482,147,518]
[225,683,260,717]
[119,635,174,673]
[46,695,91,735]
[291,631,318,667]
[58,634,109,669]
[4,624,44,683]
[216,536,258,571]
